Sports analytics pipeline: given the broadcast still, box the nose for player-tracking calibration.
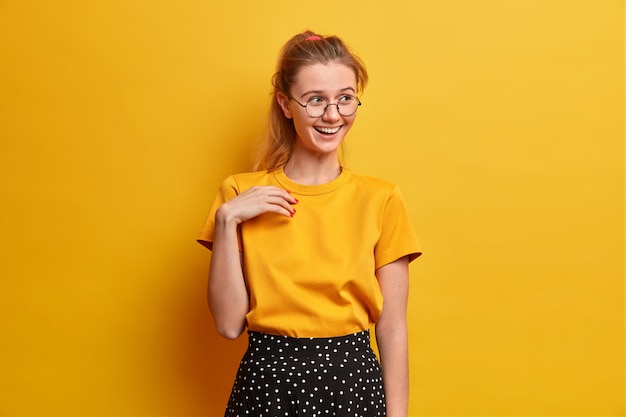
[322,103,341,121]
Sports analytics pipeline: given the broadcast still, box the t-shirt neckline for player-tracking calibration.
[273,166,351,196]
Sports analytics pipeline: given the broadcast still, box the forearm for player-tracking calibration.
[376,322,409,417]
[375,256,411,417]
[208,208,249,339]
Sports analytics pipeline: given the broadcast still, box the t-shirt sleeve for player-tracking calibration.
[374,185,422,269]
[197,175,241,251]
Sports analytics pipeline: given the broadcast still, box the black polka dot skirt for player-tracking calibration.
[224,330,386,416]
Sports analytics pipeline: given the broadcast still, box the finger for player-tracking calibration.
[284,190,299,205]
[252,187,297,205]
[266,196,297,215]
[245,186,298,203]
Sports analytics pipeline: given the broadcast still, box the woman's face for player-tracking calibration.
[278,62,358,160]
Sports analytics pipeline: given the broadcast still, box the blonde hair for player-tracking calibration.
[254,31,368,172]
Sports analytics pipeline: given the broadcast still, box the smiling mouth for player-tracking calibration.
[314,126,341,134]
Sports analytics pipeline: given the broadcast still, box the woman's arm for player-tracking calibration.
[208,208,248,339]
[208,185,297,339]
[375,255,411,417]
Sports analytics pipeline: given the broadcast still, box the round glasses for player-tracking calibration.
[289,95,361,118]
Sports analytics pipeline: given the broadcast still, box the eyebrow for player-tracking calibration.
[300,87,356,99]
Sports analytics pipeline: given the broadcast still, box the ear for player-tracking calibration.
[276,92,293,119]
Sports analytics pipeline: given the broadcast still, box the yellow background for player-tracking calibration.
[0,1,623,416]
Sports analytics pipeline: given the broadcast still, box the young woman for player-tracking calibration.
[198,31,421,417]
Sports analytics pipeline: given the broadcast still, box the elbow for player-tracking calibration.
[208,295,248,340]
[215,324,246,340]
[211,312,246,340]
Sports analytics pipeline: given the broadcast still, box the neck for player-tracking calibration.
[283,154,342,186]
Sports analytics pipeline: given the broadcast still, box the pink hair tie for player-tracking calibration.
[305,35,322,41]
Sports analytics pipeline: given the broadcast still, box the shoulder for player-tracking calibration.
[222,170,274,191]
[346,169,399,195]
[345,170,411,209]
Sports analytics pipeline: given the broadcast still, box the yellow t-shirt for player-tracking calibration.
[198,167,421,338]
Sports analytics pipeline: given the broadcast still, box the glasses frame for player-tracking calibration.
[289,95,362,118]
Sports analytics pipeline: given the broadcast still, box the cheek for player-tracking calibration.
[343,115,357,128]
[292,114,311,131]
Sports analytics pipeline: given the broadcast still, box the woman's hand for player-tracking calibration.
[217,186,298,225]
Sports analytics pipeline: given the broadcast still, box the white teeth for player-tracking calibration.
[315,126,340,134]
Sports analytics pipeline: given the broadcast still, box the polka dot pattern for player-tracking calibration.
[224,330,386,416]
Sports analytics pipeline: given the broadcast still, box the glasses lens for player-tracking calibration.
[338,96,359,116]
[305,100,326,117]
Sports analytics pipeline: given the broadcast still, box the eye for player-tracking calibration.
[307,96,326,106]
[338,95,355,103]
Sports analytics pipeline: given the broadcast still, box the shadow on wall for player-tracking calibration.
[204,318,248,415]
[175,260,248,416]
